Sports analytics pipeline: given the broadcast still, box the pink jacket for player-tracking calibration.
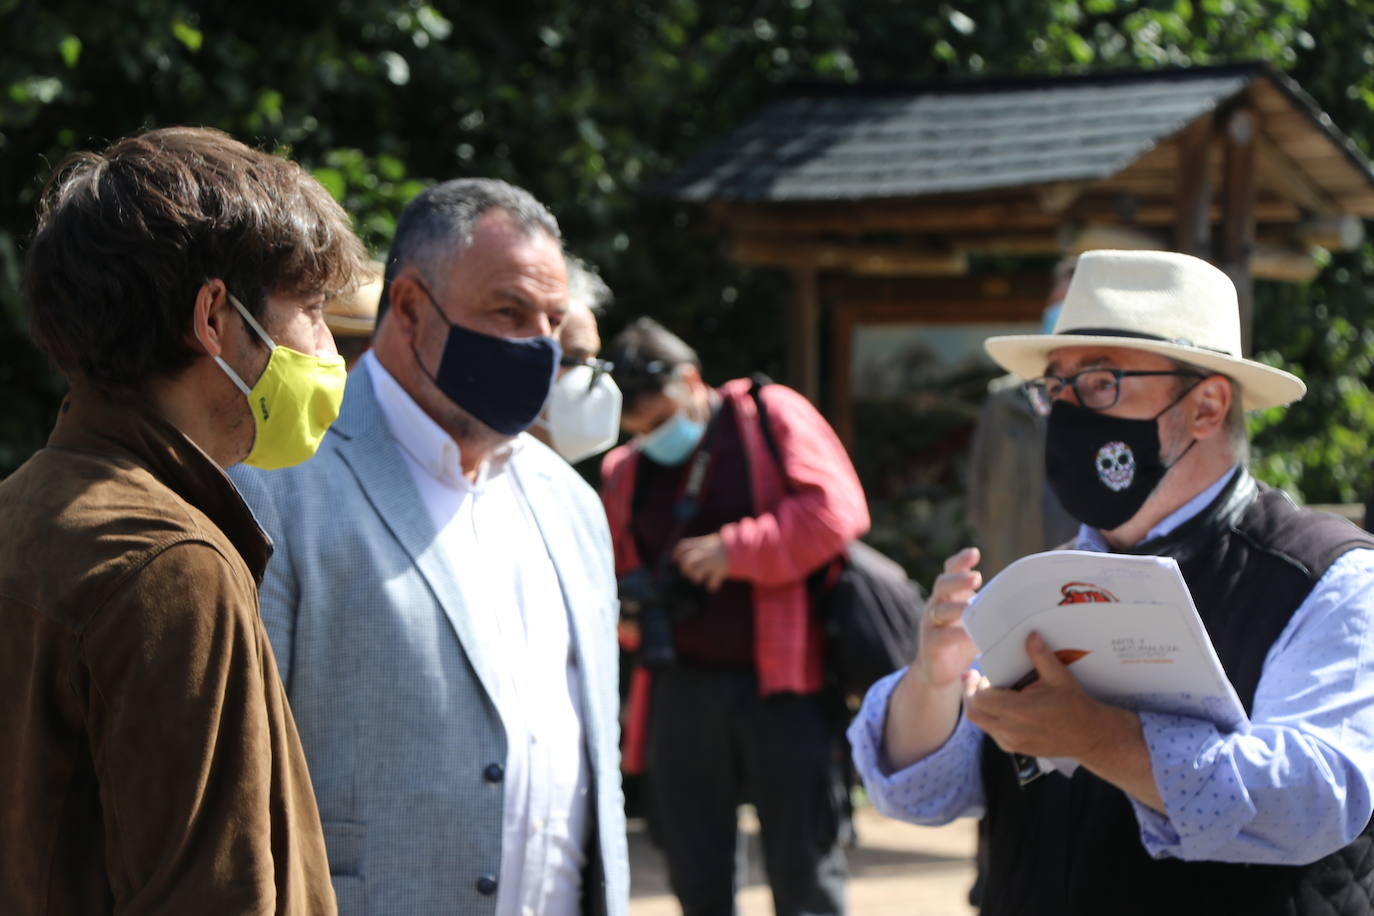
[601,378,870,768]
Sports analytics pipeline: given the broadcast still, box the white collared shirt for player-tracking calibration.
[364,352,590,916]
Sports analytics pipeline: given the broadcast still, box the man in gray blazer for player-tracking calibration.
[231,178,628,916]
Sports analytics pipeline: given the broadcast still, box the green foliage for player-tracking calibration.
[1249,252,1374,503]
[2,0,1374,525]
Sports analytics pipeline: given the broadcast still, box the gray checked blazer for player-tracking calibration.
[229,360,628,916]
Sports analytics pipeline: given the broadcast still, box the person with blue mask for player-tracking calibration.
[600,317,870,916]
[229,179,628,916]
[968,255,1080,581]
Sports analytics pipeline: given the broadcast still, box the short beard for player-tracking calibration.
[430,389,513,453]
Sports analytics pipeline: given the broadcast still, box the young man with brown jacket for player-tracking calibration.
[0,127,368,914]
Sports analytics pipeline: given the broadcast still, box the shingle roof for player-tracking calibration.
[656,64,1369,204]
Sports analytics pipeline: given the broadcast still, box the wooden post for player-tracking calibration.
[831,304,856,448]
[788,267,821,404]
[1174,114,1213,256]
[1217,99,1257,355]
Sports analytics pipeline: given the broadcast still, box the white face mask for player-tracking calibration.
[537,363,623,463]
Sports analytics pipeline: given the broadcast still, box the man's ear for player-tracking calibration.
[190,279,230,357]
[1189,374,1233,441]
[385,273,425,343]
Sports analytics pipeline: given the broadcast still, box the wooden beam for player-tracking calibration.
[821,274,1053,304]
[1218,99,1257,355]
[951,232,1063,255]
[1070,223,1168,253]
[821,298,1047,323]
[1070,194,1301,227]
[1174,114,1213,255]
[715,197,1060,235]
[1299,213,1365,251]
[821,276,1049,324]
[732,236,968,276]
[1252,243,1319,284]
[1066,221,1316,282]
[711,191,1303,242]
[1036,181,1092,215]
[1255,135,1343,218]
[788,267,821,404]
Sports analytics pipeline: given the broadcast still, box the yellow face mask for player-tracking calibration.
[213,293,348,470]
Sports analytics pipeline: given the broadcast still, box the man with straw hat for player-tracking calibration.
[323,261,384,369]
[850,250,1374,914]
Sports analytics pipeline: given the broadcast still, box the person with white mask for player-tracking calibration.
[532,255,622,464]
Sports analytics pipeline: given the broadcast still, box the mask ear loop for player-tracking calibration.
[226,293,278,351]
[212,292,277,395]
[404,277,453,387]
[1153,377,1206,470]
[205,289,276,397]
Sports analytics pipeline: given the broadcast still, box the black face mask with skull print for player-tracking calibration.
[1043,397,1196,532]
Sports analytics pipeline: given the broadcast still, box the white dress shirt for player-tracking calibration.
[364,352,591,915]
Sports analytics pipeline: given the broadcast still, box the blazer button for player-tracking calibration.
[476,874,499,896]
[483,762,505,783]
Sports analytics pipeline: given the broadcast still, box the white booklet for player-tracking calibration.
[963,550,1249,778]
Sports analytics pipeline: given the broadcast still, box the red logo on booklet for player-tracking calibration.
[1058,582,1117,605]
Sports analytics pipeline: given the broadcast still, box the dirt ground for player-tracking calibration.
[627,805,979,916]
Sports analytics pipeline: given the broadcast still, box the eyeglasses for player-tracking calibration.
[560,355,615,393]
[1022,368,1204,416]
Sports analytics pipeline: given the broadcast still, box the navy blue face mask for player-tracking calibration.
[413,281,561,436]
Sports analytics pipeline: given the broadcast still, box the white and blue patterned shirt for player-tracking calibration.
[849,467,1374,864]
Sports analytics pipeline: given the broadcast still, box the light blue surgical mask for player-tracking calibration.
[638,408,705,466]
[1041,301,1063,335]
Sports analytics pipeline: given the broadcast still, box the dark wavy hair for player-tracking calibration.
[23,126,369,391]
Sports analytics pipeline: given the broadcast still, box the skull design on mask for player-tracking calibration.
[1096,441,1136,492]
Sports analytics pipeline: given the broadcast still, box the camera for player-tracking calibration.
[618,566,705,668]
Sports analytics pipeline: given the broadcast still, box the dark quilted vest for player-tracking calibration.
[979,472,1374,916]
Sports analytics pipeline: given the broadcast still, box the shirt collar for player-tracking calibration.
[1076,465,1241,552]
[362,350,518,490]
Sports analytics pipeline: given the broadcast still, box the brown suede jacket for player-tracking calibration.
[0,387,334,914]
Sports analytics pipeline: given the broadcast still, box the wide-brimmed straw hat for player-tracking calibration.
[324,261,384,337]
[984,249,1306,410]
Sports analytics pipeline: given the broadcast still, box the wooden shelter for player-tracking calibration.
[654,63,1374,445]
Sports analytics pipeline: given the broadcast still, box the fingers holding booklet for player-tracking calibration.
[963,550,1247,732]
[961,629,1167,811]
[958,549,1248,788]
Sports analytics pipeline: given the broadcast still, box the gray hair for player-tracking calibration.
[566,254,612,315]
[380,178,561,317]
[1170,358,1249,465]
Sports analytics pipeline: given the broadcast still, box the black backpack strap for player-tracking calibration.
[748,373,786,480]
[749,374,843,594]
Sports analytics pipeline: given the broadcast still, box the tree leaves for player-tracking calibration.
[2,0,1373,515]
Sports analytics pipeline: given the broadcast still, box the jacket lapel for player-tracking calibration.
[331,362,506,703]
[510,458,604,734]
